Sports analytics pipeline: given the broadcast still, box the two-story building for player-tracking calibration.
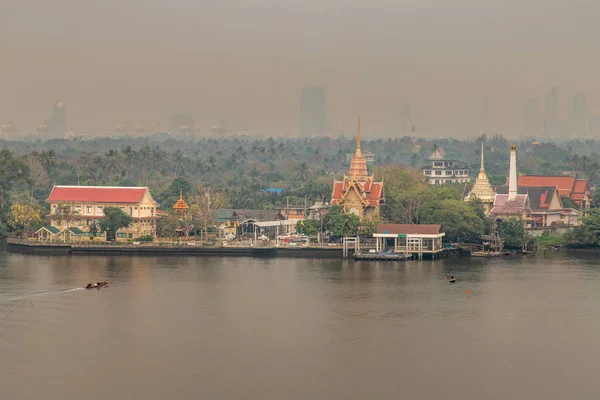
[422,147,470,185]
[46,185,159,240]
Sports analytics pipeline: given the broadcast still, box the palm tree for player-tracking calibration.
[298,161,309,182]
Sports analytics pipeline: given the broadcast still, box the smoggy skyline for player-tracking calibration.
[2,0,600,137]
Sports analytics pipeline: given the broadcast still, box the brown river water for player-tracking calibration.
[2,246,600,399]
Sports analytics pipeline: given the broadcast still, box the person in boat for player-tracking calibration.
[86,282,92,288]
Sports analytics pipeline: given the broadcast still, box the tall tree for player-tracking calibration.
[99,207,132,241]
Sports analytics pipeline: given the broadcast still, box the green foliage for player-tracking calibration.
[323,205,359,238]
[157,213,180,239]
[88,223,99,241]
[561,196,577,209]
[498,218,526,250]
[99,207,132,241]
[377,165,428,224]
[536,233,566,249]
[296,219,320,236]
[135,235,154,242]
[420,198,485,242]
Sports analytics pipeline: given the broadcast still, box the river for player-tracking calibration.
[2,248,600,399]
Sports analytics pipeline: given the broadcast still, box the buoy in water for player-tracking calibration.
[467,289,471,294]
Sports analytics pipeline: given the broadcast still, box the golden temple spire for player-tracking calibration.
[356,118,361,151]
[348,117,368,180]
[480,140,485,172]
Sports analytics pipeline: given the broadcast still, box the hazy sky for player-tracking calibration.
[2,0,600,137]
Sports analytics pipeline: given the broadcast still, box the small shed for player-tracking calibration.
[35,226,61,241]
[58,227,86,242]
[373,224,445,259]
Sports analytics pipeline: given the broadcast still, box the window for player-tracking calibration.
[96,206,104,216]
[120,207,125,211]
[129,207,133,215]
[425,170,431,175]
[434,162,443,167]
[435,171,442,176]
[86,206,92,214]
[128,233,133,238]
[117,233,127,238]
[75,205,82,214]
[151,207,155,215]
[86,219,92,225]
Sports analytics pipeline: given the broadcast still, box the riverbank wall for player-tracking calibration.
[6,239,344,258]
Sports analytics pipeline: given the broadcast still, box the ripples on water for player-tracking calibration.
[2,248,600,399]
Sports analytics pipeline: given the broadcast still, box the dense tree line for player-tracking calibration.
[1,135,599,242]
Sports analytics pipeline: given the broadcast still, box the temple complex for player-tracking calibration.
[331,119,384,220]
[463,142,495,213]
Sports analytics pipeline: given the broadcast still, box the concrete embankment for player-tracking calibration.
[7,239,344,259]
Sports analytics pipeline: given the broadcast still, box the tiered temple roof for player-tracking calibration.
[465,142,495,203]
[173,190,189,211]
[330,119,384,219]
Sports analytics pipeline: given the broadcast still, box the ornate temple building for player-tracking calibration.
[463,142,495,213]
[331,119,384,220]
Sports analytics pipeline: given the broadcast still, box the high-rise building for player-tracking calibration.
[589,115,600,137]
[523,98,540,135]
[48,101,67,134]
[544,87,558,136]
[300,86,325,135]
[568,92,587,135]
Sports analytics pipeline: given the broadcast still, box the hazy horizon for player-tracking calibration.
[2,0,600,137]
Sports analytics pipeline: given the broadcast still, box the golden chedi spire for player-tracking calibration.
[468,141,495,203]
[348,118,368,180]
[173,189,189,211]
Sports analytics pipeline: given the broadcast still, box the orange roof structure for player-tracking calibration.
[515,175,591,205]
[173,190,189,211]
[47,186,148,203]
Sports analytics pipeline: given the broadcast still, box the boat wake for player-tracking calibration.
[4,287,84,302]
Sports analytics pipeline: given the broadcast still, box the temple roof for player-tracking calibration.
[495,185,561,212]
[348,118,368,180]
[331,176,384,207]
[490,193,530,215]
[173,190,189,210]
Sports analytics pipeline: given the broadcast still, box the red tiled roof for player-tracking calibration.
[517,176,575,196]
[377,224,441,235]
[369,183,383,205]
[490,194,530,215]
[47,186,148,203]
[573,179,589,194]
[331,177,384,206]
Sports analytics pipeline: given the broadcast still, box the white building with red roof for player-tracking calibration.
[46,185,159,240]
[330,119,384,221]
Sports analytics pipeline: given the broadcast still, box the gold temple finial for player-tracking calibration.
[480,140,485,172]
[356,118,361,150]
[179,188,183,199]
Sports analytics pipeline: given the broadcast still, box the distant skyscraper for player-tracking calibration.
[568,92,587,135]
[48,101,66,134]
[300,86,325,135]
[523,98,540,135]
[544,87,558,136]
[589,115,600,137]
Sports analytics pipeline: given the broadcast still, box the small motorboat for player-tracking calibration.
[85,281,108,289]
[446,275,456,283]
